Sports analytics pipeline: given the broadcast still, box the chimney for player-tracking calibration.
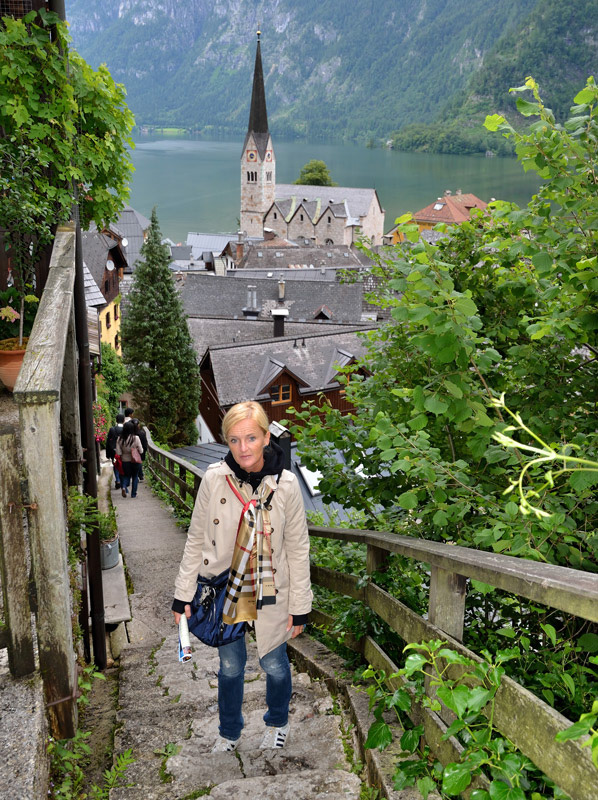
[242,284,259,319]
[236,231,245,263]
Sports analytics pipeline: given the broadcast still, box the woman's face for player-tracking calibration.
[227,417,270,473]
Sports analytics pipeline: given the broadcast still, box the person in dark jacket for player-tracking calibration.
[131,417,148,480]
[106,413,125,489]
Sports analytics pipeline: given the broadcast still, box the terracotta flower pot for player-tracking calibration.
[0,338,28,392]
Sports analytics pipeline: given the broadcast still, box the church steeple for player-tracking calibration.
[243,30,269,158]
[240,30,276,238]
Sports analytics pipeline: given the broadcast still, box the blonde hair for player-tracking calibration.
[222,401,270,442]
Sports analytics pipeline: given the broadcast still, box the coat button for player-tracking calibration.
[212,540,216,546]
[266,504,272,510]
[213,519,219,525]
[271,548,274,554]
[275,588,279,594]
[273,568,277,574]
[220,498,226,504]
[204,559,209,565]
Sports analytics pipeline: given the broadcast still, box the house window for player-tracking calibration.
[325,238,334,245]
[114,303,119,321]
[105,311,111,329]
[114,333,120,350]
[104,279,110,295]
[300,213,304,221]
[270,384,291,404]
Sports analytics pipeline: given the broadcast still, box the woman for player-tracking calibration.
[172,402,312,753]
[116,420,143,499]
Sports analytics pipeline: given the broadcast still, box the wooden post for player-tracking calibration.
[0,428,35,677]
[14,226,78,738]
[18,399,78,738]
[367,543,389,576]
[60,308,82,487]
[428,566,467,641]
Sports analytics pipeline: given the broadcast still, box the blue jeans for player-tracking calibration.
[121,462,141,497]
[112,462,121,486]
[217,636,292,741]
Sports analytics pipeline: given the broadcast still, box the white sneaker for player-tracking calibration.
[211,736,240,753]
[260,723,289,749]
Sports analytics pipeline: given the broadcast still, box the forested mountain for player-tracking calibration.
[391,0,598,154]
[65,0,541,141]
[65,0,596,146]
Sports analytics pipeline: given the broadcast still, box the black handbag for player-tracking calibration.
[187,569,246,647]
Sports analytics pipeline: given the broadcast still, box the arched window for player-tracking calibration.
[274,212,277,220]
[325,238,334,245]
[266,171,272,182]
[300,213,304,221]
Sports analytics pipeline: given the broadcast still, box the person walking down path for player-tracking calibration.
[173,401,312,754]
[105,413,124,489]
[110,473,362,799]
[116,420,144,498]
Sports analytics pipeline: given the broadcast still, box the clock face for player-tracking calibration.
[265,150,273,162]
[247,149,257,162]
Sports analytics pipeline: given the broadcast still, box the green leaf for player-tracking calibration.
[484,114,507,131]
[540,623,557,646]
[555,717,596,742]
[569,470,598,493]
[403,652,429,676]
[424,395,449,415]
[531,251,553,273]
[467,687,493,714]
[407,413,428,430]
[561,671,575,697]
[444,380,463,398]
[578,633,598,653]
[471,792,491,800]
[489,782,526,800]
[442,761,472,795]
[433,509,448,527]
[516,98,540,116]
[574,86,597,104]
[417,776,437,800]
[400,725,422,753]
[471,579,495,595]
[364,719,393,751]
[398,491,418,510]
[437,685,470,718]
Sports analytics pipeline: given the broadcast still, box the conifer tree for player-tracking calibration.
[121,208,200,445]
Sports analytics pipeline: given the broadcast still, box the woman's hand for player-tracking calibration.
[286,614,305,639]
[173,604,192,625]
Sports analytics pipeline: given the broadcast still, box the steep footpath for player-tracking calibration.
[109,480,362,799]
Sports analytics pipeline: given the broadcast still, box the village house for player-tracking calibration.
[198,328,371,441]
[385,189,488,244]
[80,226,127,354]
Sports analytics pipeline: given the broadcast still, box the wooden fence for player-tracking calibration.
[145,436,598,800]
[0,224,79,738]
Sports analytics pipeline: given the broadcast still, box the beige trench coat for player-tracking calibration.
[174,460,313,658]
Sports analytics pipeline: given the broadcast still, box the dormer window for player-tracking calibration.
[300,213,304,221]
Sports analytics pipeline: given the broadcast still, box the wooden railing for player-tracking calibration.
[144,429,204,513]
[146,441,598,800]
[0,224,79,738]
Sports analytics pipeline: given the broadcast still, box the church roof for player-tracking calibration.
[242,35,270,159]
[275,185,381,223]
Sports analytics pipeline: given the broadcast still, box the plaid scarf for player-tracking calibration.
[222,475,277,625]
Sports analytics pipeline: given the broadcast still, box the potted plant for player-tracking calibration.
[0,287,40,390]
[99,505,120,571]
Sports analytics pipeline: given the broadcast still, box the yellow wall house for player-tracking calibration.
[81,226,128,354]
[385,189,488,244]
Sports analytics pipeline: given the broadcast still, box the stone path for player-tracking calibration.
[109,477,362,800]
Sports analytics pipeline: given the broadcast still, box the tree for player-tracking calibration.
[99,342,129,417]
[0,10,134,341]
[285,76,598,722]
[293,159,337,186]
[121,209,200,446]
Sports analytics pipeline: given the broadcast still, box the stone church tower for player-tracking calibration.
[240,31,275,238]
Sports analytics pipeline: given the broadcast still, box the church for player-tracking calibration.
[240,32,385,247]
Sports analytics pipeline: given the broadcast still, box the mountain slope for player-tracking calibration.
[65,0,538,140]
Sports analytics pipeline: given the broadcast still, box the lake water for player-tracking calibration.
[128,135,541,244]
